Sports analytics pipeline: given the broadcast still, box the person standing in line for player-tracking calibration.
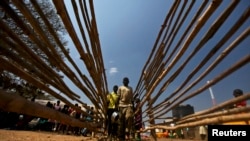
[107,85,119,139]
[53,100,61,131]
[82,106,94,136]
[117,77,134,140]
[134,98,142,141]
[73,103,82,135]
[58,104,69,134]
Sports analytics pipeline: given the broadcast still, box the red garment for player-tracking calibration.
[134,103,142,130]
[235,100,247,107]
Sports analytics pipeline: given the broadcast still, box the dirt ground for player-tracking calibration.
[0,129,99,141]
[0,129,204,141]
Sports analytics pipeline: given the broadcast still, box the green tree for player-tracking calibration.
[0,0,67,100]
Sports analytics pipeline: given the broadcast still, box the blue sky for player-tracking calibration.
[64,0,250,122]
[94,1,169,89]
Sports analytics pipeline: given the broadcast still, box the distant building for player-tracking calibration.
[171,104,195,139]
[172,104,194,118]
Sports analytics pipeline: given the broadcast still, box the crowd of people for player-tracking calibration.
[40,101,95,136]
[0,98,95,137]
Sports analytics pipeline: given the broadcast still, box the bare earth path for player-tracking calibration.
[0,129,98,141]
[0,129,204,141]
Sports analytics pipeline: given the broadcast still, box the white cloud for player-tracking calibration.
[109,67,118,75]
[109,60,114,64]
